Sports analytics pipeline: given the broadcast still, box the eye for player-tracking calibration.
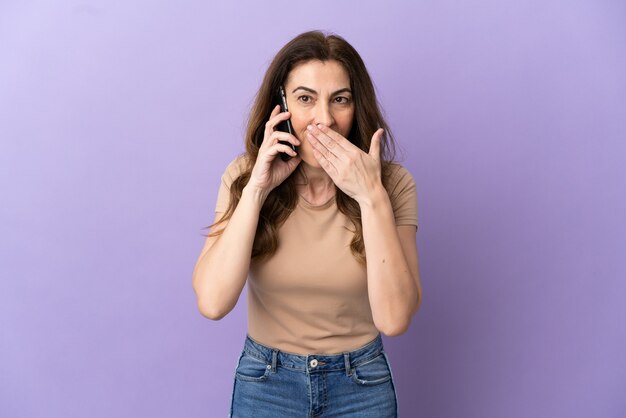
[297,95,312,104]
[333,96,352,104]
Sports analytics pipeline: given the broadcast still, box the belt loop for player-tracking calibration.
[271,350,278,373]
[344,352,352,376]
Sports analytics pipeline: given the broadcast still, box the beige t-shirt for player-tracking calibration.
[215,156,418,355]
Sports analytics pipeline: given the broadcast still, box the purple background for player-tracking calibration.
[1,1,625,417]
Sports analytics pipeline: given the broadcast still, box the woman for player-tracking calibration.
[193,30,422,417]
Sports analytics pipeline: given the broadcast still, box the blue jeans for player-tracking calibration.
[229,333,398,417]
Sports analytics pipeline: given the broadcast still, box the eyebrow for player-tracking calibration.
[291,86,352,96]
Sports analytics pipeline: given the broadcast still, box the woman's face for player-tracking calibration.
[283,59,355,168]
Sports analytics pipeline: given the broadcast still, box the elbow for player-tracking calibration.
[192,271,238,321]
[376,298,421,336]
[192,273,228,320]
[197,299,228,320]
[410,281,423,316]
[376,316,411,337]
[411,294,423,315]
[194,285,229,321]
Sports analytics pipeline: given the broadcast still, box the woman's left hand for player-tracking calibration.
[305,124,385,204]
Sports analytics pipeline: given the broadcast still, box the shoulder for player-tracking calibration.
[383,163,416,196]
[221,154,251,185]
[215,155,251,213]
[382,163,418,226]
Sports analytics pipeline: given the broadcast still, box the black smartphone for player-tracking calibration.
[275,85,297,161]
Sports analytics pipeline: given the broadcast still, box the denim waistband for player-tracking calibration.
[242,334,385,375]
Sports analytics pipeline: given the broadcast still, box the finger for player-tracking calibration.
[266,105,281,131]
[311,148,338,176]
[263,106,280,142]
[310,124,352,152]
[264,106,290,139]
[306,130,340,163]
[306,127,346,165]
[269,109,291,127]
[269,131,301,147]
[286,155,302,170]
[369,128,384,160]
[270,143,298,157]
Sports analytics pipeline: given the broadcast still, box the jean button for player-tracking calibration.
[309,359,318,368]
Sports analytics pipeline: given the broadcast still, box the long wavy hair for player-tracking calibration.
[205,30,398,263]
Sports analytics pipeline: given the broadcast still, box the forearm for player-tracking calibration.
[359,185,419,335]
[192,185,267,319]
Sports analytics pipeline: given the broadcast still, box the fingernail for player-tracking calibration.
[307,125,313,131]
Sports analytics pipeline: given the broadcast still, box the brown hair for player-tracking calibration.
[205,30,397,263]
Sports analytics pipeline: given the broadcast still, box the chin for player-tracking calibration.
[299,156,322,169]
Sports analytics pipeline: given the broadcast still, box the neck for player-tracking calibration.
[296,163,335,197]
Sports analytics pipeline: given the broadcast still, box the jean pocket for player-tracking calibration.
[350,353,392,386]
[234,351,271,382]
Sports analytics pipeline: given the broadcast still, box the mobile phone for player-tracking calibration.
[275,85,297,161]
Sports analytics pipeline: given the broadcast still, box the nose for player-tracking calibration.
[314,102,335,128]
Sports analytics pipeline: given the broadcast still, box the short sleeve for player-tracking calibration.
[215,156,248,213]
[386,164,418,228]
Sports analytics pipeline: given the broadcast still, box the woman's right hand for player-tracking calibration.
[247,105,302,200]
